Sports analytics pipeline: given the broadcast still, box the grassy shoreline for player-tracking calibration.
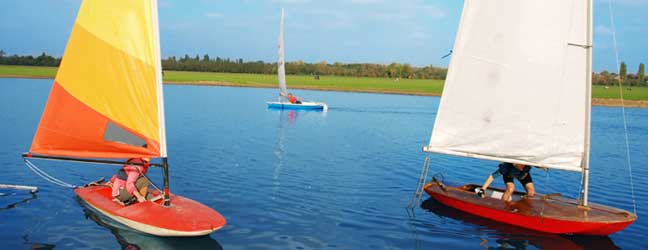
[2,65,647,107]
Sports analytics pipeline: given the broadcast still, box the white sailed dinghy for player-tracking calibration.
[417,0,636,235]
[266,9,328,111]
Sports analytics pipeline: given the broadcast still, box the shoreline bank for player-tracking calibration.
[3,75,646,108]
[167,81,648,108]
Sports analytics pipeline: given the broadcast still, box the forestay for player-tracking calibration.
[277,8,288,97]
[30,0,167,159]
[425,0,588,172]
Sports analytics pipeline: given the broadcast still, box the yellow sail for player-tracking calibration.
[30,0,166,158]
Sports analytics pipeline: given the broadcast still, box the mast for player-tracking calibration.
[581,0,594,207]
[162,157,171,206]
[151,0,171,206]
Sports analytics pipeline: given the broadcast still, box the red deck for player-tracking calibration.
[424,181,636,236]
[75,186,226,236]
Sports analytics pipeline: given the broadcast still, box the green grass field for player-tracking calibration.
[2,65,647,100]
[592,85,648,101]
[164,70,444,94]
[0,65,58,78]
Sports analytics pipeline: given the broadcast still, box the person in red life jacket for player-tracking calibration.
[107,157,151,205]
[286,93,302,104]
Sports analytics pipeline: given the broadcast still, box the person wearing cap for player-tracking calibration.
[107,157,151,205]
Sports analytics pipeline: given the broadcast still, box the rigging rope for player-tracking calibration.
[24,159,77,189]
[24,157,165,202]
[134,165,164,195]
[608,0,637,215]
[407,156,431,209]
[441,50,453,59]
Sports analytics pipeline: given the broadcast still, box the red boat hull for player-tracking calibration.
[76,185,226,237]
[424,181,636,236]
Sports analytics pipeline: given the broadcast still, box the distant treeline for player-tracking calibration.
[0,50,446,80]
[161,54,448,80]
[1,50,646,85]
[594,62,647,87]
[0,50,60,67]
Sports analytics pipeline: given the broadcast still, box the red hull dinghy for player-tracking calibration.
[424,179,635,235]
[413,0,637,236]
[22,0,226,237]
[76,186,225,236]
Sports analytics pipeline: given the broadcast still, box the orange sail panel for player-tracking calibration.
[30,0,166,158]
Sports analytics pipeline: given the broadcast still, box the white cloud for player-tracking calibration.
[350,0,385,4]
[603,0,648,7]
[595,25,612,36]
[159,0,171,8]
[274,0,312,4]
[264,0,449,44]
[421,5,445,19]
[271,0,446,20]
[205,12,223,18]
[411,31,427,41]
[360,1,446,21]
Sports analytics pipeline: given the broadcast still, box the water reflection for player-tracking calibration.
[272,110,296,187]
[28,242,56,250]
[286,110,297,124]
[78,199,223,250]
[1,190,55,249]
[420,198,619,250]
[0,190,38,211]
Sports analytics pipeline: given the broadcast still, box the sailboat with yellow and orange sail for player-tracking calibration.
[22,0,226,236]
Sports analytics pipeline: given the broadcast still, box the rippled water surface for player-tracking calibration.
[1,78,646,249]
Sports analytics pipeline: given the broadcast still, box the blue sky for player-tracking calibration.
[1,0,646,72]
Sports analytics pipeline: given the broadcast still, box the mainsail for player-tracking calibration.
[425,0,588,172]
[30,0,166,159]
[277,8,288,97]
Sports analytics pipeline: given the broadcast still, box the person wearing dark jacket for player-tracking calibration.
[477,162,535,201]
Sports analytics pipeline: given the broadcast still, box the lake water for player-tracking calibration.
[0,78,646,250]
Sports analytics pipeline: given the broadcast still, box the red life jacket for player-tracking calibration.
[288,95,297,104]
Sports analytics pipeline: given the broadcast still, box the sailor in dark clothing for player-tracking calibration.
[477,162,536,201]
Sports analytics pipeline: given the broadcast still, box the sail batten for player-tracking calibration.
[428,0,588,171]
[30,0,165,159]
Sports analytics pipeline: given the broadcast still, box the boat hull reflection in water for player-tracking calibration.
[421,198,620,250]
[0,190,37,212]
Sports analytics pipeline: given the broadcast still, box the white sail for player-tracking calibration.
[277,8,288,97]
[425,0,589,172]
[152,0,167,158]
